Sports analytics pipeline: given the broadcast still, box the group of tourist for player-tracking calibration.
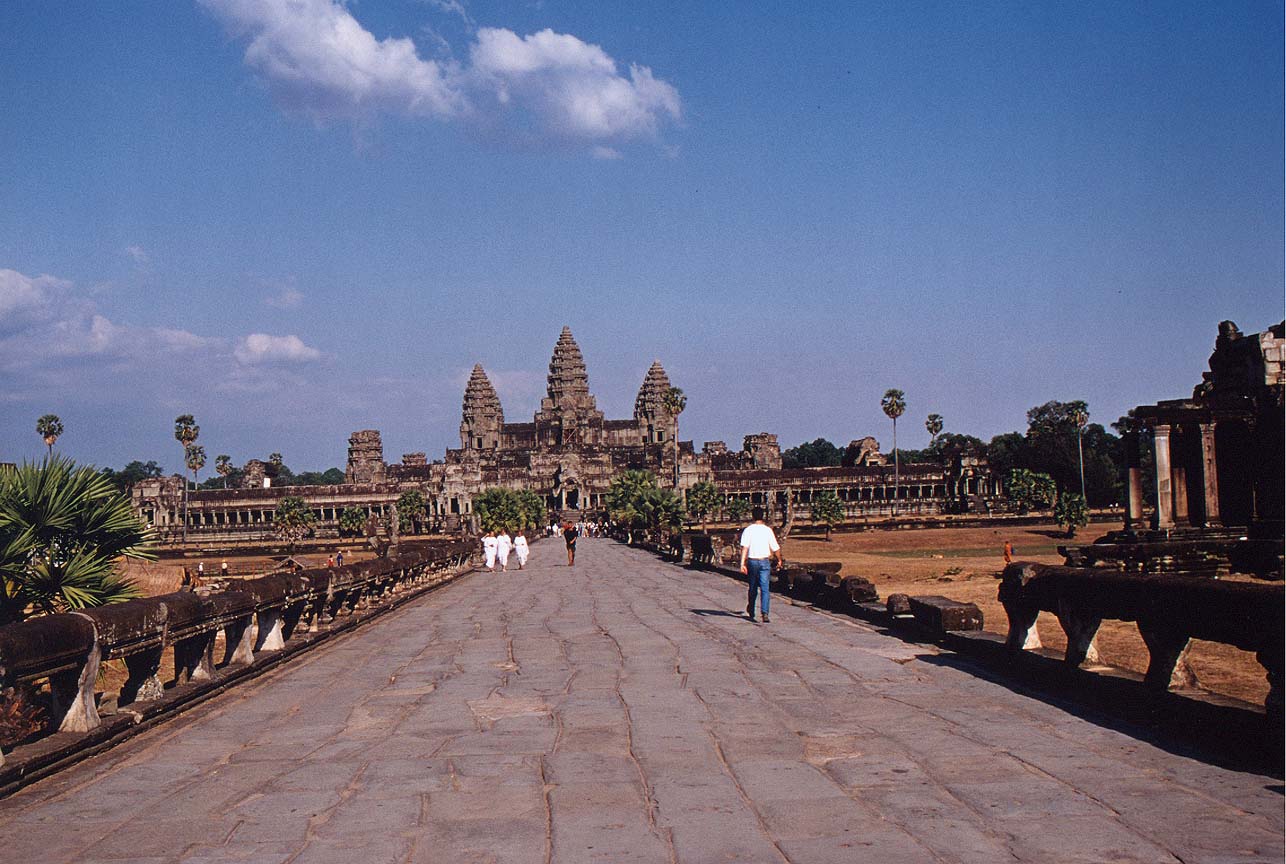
[481,530,530,572]
[547,520,606,538]
[475,508,785,619]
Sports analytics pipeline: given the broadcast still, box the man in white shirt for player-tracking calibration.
[739,506,783,623]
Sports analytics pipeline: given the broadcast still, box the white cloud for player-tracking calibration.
[265,286,304,308]
[0,268,66,317]
[424,0,473,28]
[234,333,323,364]
[125,245,150,265]
[467,28,680,143]
[200,0,461,120]
[201,0,680,150]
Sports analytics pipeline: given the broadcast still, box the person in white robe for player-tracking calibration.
[514,532,530,569]
[496,530,513,571]
[482,532,498,571]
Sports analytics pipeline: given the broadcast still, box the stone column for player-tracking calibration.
[1152,424,1175,530]
[1172,463,1190,526]
[1124,431,1143,529]
[1198,422,1221,526]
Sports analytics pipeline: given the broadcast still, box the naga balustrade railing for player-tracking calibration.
[999,561,1284,718]
[0,540,476,768]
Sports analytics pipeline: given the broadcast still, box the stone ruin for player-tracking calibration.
[345,430,386,484]
[843,437,886,467]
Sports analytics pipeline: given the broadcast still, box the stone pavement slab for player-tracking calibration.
[0,539,1280,863]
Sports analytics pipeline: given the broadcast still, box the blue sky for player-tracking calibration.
[1,1,1282,473]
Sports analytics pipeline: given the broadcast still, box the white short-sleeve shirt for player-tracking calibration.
[739,523,781,560]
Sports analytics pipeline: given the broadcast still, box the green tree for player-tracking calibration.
[101,460,165,494]
[607,470,659,542]
[36,414,64,455]
[173,415,199,543]
[397,490,427,534]
[1054,491,1089,538]
[810,489,844,540]
[781,438,843,468]
[516,489,546,530]
[987,431,1028,477]
[724,496,751,523]
[881,389,906,509]
[684,481,722,529]
[642,487,685,532]
[215,454,233,488]
[1005,468,1057,515]
[292,468,345,486]
[925,413,944,445]
[0,456,152,625]
[339,506,367,537]
[274,496,315,553]
[474,488,523,533]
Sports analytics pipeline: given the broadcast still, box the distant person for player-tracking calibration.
[739,506,783,623]
[326,555,335,568]
[563,523,577,566]
[1003,540,1014,565]
[482,531,498,571]
[514,532,530,569]
[220,560,228,578]
[197,561,205,580]
[496,530,513,572]
[336,550,344,566]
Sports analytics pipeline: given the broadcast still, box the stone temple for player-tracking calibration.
[133,327,998,540]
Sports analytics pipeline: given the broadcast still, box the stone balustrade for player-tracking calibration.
[0,541,475,770]
[999,561,1284,717]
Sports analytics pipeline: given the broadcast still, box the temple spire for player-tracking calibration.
[547,326,593,410]
[460,364,504,450]
[634,360,673,419]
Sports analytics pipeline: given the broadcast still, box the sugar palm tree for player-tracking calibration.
[215,454,233,488]
[174,415,199,542]
[0,455,152,624]
[661,386,686,488]
[881,389,906,512]
[185,444,207,490]
[925,413,943,446]
[36,414,64,455]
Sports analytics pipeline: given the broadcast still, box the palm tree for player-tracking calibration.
[881,389,906,512]
[185,444,207,490]
[684,481,722,530]
[36,414,64,455]
[215,454,233,488]
[925,413,943,446]
[725,496,751,523]
[1072,407,1089,503]
[661,386,686,489]
[0,455,153,624]
[174,415,199,542]
[274,495,315,554]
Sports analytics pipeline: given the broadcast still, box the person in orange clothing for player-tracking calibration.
[1003,540,1014,565]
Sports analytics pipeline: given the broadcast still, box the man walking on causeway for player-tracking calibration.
[563,523,577,566]
[740,506,784,623]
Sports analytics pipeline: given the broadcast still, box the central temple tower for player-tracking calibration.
[534,327,605,447]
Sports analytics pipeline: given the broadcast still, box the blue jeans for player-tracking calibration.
[746,558,771,617]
